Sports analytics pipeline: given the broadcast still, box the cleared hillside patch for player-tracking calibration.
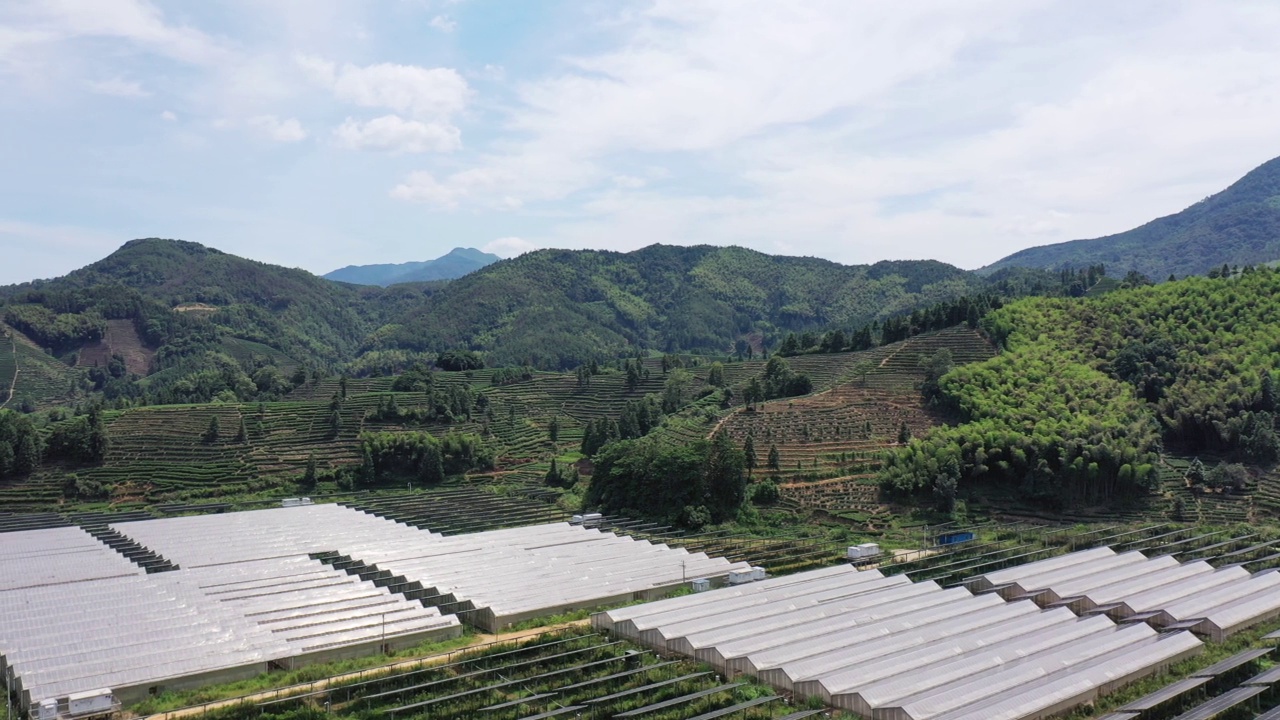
[76,318,155,375]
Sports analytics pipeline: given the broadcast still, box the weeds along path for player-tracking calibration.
[143,619,592,720]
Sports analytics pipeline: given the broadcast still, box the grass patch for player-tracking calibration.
[127,631,476,715]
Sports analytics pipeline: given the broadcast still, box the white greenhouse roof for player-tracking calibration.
[967,544,1280,639]
[598,556,1210,720]
[2,503,746,710]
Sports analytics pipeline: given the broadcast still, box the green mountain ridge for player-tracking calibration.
[983,155,1280,279]
[324,247,501,286]
[0,240,989,377]
[1,238,377,365]
[371,245,985,368]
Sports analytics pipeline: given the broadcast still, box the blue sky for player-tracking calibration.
[2,0,1280,284]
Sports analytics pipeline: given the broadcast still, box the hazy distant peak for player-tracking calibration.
[323,247,501,286]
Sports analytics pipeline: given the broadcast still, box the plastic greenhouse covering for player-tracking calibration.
[1,504,746,713]
[599,546,1216,720]
[967,545,1280,640]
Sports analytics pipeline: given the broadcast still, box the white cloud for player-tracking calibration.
[86,76,148,97]
[391,152,595,208]
[429,15,457,32]
[296,54,469,119]
[482,236,538,258]
[7,0,228,66]
[333,114,460,153]
[388,0,1280,269]
[393,1,1036,211]
[246,115,308,142]
[6,0,1280,281]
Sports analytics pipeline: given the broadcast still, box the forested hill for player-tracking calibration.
[372,245,983,368]
[983,155,1280,279]
[882,266,1280,509]
[0,239,986,381]
[0,238,382,364]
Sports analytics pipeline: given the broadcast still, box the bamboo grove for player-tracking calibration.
[881,266,1280,507]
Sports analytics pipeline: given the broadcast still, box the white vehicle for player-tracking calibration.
[67,690,116,718]
[570,512,603,527]
[847,542,882,560]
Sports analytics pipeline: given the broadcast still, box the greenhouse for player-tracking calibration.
[966,547,1280,640]
[118,504,749,631]
[597,560,1206,720]
[0,505,747,717]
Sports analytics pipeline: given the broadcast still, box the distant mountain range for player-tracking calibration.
[0,239,985,371]
[6,154,1280,374]
[984,155,1280,279]
[376,246,983,368]
[324,247,501,286]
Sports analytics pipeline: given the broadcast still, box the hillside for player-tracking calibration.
[0,238,376,363]
[378,245,984,368]
[324,247,500,286]
[984,155,1280,279]
[2,240,988,379]
[0,324,78,411]
[0,326,987,514]
[883,267,1280,516]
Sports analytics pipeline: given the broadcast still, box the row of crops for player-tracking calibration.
[347,488,569,535]
[1,326,77,409]
[1082,644,1280,720]
[205,629,827,720]
[0,329,16,406]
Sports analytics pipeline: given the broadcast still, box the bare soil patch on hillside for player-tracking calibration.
[76,319,154,375]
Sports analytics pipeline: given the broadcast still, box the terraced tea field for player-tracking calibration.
[718,328,996,513]
[1257,471,1280,519]
[220,336,299,372]
[1160,458,1255,525]
[0,328,15,407]
[72,389,575,502]
[1,324,77,409]
[6,324,997,515]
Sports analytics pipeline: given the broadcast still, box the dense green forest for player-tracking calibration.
[984,155,1280,279]
[0,236,1172,405]
[375,245,984,368]
[584,432,747,529]
[882,267,1280,508]
[0,239,1000,405]
[0,238,384,364]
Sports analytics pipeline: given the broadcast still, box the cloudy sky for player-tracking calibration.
[2,0,1279,285]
